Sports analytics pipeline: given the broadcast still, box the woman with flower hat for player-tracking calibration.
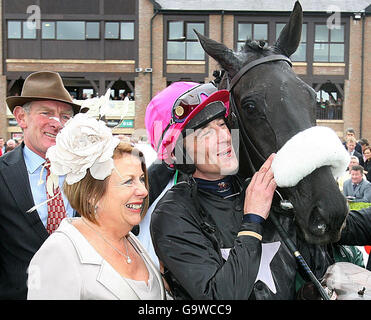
[27,114,166,300]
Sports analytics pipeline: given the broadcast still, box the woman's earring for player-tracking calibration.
[94,204,99,215]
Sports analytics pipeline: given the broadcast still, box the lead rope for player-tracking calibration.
[269,211,331,300]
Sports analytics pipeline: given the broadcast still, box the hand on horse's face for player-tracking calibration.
[244,153,277,220]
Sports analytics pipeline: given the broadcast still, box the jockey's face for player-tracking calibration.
[184,118,239,180]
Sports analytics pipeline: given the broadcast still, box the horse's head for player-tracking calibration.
[196,1,348,245]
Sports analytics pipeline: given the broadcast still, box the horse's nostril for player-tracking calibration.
[309,207,328,236]
[317,223,327,234]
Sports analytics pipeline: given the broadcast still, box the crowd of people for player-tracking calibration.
[340,129,371,203]
[0,71,370,301]
[316,97,343,120]
[0,137,21,155]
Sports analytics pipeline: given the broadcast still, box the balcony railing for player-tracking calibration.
[316,102,342,120]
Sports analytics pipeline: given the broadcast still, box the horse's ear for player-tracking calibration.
[274,1,303,57]
[195,30,241,76]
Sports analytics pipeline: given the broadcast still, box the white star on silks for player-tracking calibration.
[254,241,281,294]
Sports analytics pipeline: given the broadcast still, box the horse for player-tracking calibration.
[196,1,350,298]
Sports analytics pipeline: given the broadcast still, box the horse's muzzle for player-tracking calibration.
[287,166,349,245]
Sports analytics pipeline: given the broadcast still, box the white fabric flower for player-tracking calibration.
[78,88,114,117]
[46,113,120,185]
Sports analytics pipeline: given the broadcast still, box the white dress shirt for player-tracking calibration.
[23,145,73,226]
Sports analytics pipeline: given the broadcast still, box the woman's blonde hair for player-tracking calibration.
[63,141,149,224]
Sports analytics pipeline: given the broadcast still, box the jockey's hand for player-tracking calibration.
[244,153,277,220]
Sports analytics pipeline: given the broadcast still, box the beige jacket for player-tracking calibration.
[27,218,165,300]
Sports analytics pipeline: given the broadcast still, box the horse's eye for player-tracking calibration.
[243,103,256,112]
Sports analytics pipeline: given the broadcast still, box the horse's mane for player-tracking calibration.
[213,40,277,88]
[241,39,271,54]
[241,39,269,53]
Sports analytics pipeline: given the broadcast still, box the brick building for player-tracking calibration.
[1,0,370,141]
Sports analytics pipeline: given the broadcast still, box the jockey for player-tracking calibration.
[144,81,279,299]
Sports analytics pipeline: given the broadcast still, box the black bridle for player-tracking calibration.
[228,54,292,91]
[225,54,331,300]
[226,54,292,173]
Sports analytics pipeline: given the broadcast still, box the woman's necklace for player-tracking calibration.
[81,218,132,264]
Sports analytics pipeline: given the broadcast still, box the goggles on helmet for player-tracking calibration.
[170,83,218,124]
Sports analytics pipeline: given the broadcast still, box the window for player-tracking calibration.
[105,22,119,39]
[42,21,100,40]
[86,22,100,39]
[23,21,36,39]
[167,21,205,60]
[57,21,85,40]
[8,21,21,39]
[237,23,268,51]
[8,20,37,39]
[105,22,135,40]
[9,20,133,41]
[276,23,307,61]
[42,21,55,39]
[120,22,134,40]
[314,24,344,62]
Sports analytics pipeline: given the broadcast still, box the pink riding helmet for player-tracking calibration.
[145,82,230,165]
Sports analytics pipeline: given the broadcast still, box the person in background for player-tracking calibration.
[345,136,364,167]
[337,156,366,192]
[359,138,369,162]
[28,114,166,299]
[363,146,371,182]
[5,139,16,153]
[343,165,371,203]
[343,128,362,154]
[0,71,85,299]
[0,137,5,156]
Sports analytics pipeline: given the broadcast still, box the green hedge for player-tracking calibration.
[348,202,371,210]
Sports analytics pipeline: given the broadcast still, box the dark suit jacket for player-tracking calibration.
[353,150,365,167]
[0,144,76,299]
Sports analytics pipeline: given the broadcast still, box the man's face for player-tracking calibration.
[184,118,239,180]
[7,140,16,148]
[346,132,355,139]
[348,158,359,170]
[346,141,356,152]
[350,169,363,185]
[0,138,4,148]
[13,100,73,159]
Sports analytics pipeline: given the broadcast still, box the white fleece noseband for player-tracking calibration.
[271,126,350,187]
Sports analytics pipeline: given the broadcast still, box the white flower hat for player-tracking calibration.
[46,113,120,185]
